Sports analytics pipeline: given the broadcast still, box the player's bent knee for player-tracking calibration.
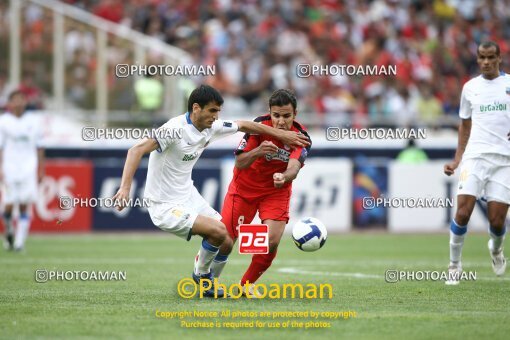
[455,209,472,226]
[488,215,506,229]
[268,241,279,253]
[209,221,227,245]
[219,236,234,255]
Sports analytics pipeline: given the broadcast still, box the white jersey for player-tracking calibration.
[459,72,510,160]
[144,112,239,203]
[0,112,43,182]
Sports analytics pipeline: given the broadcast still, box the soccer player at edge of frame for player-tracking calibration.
[1,91,45,252]
[207,89,312,298]
[112,85,310,297]
[443,41,510,285]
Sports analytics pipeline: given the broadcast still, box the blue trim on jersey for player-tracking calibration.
[186,229,193,241]
[202,239,219,252]
[19,213,29,220]
[185,112,192,124]
[214,254,229,262]
[489,226,506,237]
[450,220,467,235]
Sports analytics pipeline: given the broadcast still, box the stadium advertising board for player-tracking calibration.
[34,160,93,232]
[92,162,222,230]
[221,158,352,232]
[388,161,489,232]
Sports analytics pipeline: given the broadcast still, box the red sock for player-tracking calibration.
[241,250,277,285]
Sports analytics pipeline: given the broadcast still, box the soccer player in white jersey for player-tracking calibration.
[0,91,45,251]
[113,85,309,297]
[444,41,510,284]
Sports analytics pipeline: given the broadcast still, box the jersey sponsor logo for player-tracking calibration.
[238,139,247,151]
[223,121,232,128]
[265,147,290,162]
[182,152,199,161]
[480,101,507,112]
[238,224,269,254]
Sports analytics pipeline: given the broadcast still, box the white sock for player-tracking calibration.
[449,219,467,265]
[488,226,506,253]
[194,239,219,276]
[14,214,31,250]
[210,254,229,278]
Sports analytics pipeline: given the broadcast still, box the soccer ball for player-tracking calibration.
[292,217,327,252]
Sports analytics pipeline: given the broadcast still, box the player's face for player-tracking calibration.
[477,46,501,79]
[192,102,221,129]
[270,104,296,130]
[9,94,27,114]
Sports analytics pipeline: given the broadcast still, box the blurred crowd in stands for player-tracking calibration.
[1,0,510,127]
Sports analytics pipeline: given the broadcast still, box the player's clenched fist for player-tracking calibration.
[256,141,278,157]
[112,187,130,211]
[273,172,285,188]
[444,161,459,176]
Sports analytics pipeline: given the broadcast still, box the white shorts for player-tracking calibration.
[2,178,37,205]
[457,154,510,204]
[147,186,221,240]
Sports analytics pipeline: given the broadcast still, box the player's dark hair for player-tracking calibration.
[8,90,25,101]
[478,41,500,56]
[187,85,224,112]
[268,89,297,111]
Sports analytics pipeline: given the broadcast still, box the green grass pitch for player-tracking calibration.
[1,233,509,339]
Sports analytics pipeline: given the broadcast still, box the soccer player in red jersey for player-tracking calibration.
[209,89,311,296]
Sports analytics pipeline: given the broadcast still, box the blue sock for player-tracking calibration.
[194,239,219,276]
[211,254,229,278]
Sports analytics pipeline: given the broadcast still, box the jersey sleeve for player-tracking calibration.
[459,85,472,119]
[154,121,178,153]
[290,147,308,166]
[210,119,239,142]
[290,123,312,166]
[234,133,260,155]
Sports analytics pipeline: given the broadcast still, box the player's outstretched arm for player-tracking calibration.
[236,120,310,148]
[444,118,471,176]
[113,138,159,211]
[37,148,45,182]
[273,159,301,188]
[235,140,278,169]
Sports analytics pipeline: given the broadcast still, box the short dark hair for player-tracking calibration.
[478,41,500,56]
[187,85,224,112]
[8,90,25,101]
[268,89,297,111]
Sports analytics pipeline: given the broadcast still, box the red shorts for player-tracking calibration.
[221,188,291,239]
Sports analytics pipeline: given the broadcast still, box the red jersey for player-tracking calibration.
[230,114,311,196]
